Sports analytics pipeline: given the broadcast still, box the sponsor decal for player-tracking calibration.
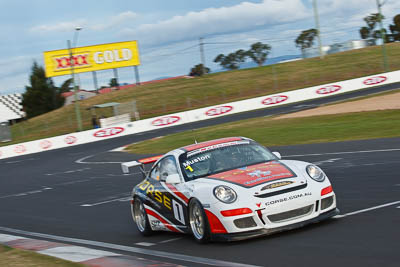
[208,161,296,188]
[138,180,172,210]
[183,154,211,167]
[316,85,341,95]
[262,95,288,105]
[187,140,249,157]
[145,207,182,233]
[150,220,162,229]
[94,127,124,137]
[151,220,160,227]
[54,54,90,70]
[152,116,180,127]
[261,181,294,190]
[265,192,312,206]
[363,76,387,86]
[248,170,272,178]
[39,140,52,150]
[64,136,77,144]
[205,106,233,116]
[14,145,26,154]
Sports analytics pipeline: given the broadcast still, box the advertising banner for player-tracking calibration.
[43,40,140,77]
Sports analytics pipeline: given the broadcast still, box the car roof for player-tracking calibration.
[181,137,245,152]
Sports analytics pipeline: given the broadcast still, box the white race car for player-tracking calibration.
[122,137,339,243]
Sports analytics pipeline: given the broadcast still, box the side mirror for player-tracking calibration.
[272,151,281,159]
[166,173,181,184]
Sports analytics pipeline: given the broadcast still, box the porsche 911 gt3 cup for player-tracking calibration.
[122,137,339,243]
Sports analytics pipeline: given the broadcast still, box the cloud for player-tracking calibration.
[89,11,138,31]
[29,11,138,33]
[30,19,87,34]
[119,0,309,45]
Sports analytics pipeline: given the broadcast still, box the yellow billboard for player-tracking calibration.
[43,40,140,77]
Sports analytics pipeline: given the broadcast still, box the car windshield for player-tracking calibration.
[179,140,277,181]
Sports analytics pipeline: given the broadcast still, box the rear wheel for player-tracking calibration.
[132,198,152,236]
[189,199,211,243]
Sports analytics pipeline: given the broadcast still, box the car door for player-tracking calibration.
[143,156,188,232]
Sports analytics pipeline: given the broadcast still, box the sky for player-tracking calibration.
[0,0,399,95]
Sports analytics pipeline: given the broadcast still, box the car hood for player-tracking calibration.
[206,160,301,188]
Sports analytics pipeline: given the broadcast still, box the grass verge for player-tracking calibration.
[0,244,85,267]
[125,109,400,154]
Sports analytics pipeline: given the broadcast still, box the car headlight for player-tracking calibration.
[213,185,237,203]
[306,165,325,182]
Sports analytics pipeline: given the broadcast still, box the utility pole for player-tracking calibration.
[199,37,206,75]
[68,27,83,131]
[312,0,324,59]
[376,0,389,72]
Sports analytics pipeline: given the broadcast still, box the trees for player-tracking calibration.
[109,78,119,87]
[388,14,400,42]
[212,42,271,70]
[246,42,271,67]
[59,78,73,93]
[22,62,65,118]
[189,64,210,76]
[214,49,248,70]
[295,29,318,57]
[359,13,385,41]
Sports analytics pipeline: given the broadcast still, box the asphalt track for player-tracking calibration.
[0,84,399,266]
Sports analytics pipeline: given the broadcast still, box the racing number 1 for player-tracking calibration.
[172,199,185,224]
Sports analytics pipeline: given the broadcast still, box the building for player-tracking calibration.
[62,90,97,106]
[0,93,25,123]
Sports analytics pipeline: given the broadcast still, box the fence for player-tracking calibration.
[0,122,11,143]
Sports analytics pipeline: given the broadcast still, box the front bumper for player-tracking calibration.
[211,207,339,242]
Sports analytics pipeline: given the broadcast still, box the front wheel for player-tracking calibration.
[189,199,211,243]
[132,198,152,236]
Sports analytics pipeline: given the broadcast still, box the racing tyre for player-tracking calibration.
[132,198,152,236]
[189,199,211,243]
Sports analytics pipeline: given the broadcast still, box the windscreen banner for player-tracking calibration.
[43,40,140,77]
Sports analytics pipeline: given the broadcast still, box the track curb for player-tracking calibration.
[0,233,181,267]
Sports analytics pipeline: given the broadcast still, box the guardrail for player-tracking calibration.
[0,70,399,160]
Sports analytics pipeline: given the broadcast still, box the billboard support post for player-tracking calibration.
[67,39,83,132]
[92,71,99,93]
[113,68,120,90]
[376,0,389,72]
[134,66,140,85]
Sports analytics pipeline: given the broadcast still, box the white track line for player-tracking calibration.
[0,226,258,267]
[335,200,400,218]
[75,155,124,164]
[135,242,155,247]
[158,237,183,244]
[284,148,400,158]
[81,197,130,207]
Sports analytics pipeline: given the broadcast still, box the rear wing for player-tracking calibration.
[121,155,163,175]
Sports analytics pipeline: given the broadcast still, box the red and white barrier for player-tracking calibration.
[1,70,399,159]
